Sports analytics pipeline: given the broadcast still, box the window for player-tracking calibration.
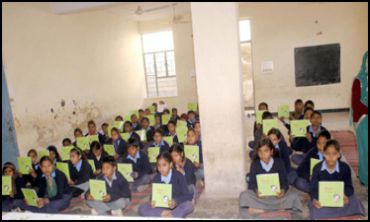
[142,31,177,98]
[239,20,251,42]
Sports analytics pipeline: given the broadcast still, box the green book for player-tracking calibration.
[176,120,187,129]
[120,133,130,142]
[2,176,12,196]
[146,115,155,127]
[290,120,310,137]
[107,125,114,138]
[148,106,156,113]
[76,137,90,151]
[184,145,200,163]
[310,158,321,176]
[135,129,147,141]
[319,181,344,207]
[88,159,96,173]
[37,150,49,159]
[278,105,290,119]
[117,163,134,182]
[148,147,160,163]
[187,103,198,112]
[124,114,131,122]
[56,162,70,180]
[152,183,172,208]
[256,173,281,196]
[256,111,266,124]
[104,144,116,156]
[17,157,32,174]
[112,121,124,132]
[60,145,74,161]
[176,126,188,143]
[161,114,171,125]
[21,188,38,207]
[89,179,107,201]
[262,119,278,135]
[163,136,173,146]
[88,135,100,144]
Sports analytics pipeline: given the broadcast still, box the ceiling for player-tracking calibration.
[49,2,191,21]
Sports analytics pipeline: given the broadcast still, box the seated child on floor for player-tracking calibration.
[2,162,26,212]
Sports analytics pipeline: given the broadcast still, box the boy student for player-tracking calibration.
[86,120,105,145]
[85,156,131,216]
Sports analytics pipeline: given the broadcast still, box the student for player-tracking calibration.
[111,127,128,160]
[150,129,170,154]
[166,120,179,144]
[123,121,141,143]
[72,128,84,147]
[68,148,94,197]
[19,156,72,213]
[154,113,163,131]
[2,162,26,212]
[85,156,131,216]
[169,144,197,201]
[131,114,142,131]
[162,108,171,115]
[100,123,110,144]
[194,121,202,142]
[292,111,328,163]
[141,117,155,143]
[249,111,273,153]
[120,138,153,192]
[304,100,315,110]
[187,111,196,129]
[291,99,304,120]
[290,108,317,153]
[23,149,43,187]
[294,130,331,193]
[115,115,124,123]
[185,129,204,184]
[87,141,109,176]
[86,120,105,145]
[138,109,145,123]
[239,138,302,218]
[152,102,158,114]
[171,108,180,123]
[267,128,296,185]
[138,153,194,218]
[62,138,72,147]
[47,145,61,164]
[253,102,269,138]
[308,140,365,219]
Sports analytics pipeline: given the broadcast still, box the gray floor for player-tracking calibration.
[188,111,368,219]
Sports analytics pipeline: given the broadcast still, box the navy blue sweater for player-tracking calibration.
[2,176,26,200]
[152,169,192,205]
[150,140,170,155]
[296,146,323,180]
[86,171,131,202]
[310,161,354,200]
[38,169,71,201]
[87,151,109,171]
[120,151,153,179]
[275,140,291,173]
[113,138,128,157]
[174,158,196,186]
[69,159,94,185]
[248,158,289,192]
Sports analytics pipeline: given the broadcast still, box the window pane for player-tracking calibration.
[142,31,174,53]
[155,52,166,77]
[166,51,176,76]
[239,20,251,42]
[146,75,157,98]
[158,77,177,97]
[144,54,155,76]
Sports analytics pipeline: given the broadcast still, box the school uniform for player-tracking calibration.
[174,158,197,200]
[165,132,179,144]
[113,138,128,158]
[86,171,131,215]
[69,159,94,196]
[291,125,327,153]
[19,169,72,213]
[185,141,204,182]
[142,126,155,143]
[87,151,109,172]
[294,147,324,193]
[282,113,304,133]
[150,140,170,155]
[2,175,26,212]
[274,140,297,185]
[239,158,302,218]
[22,162,43,188]
[132,122,142,131]
[138,169,194,218]
[308,160,365,219]
[85,132,106,146]
[170,115,180,124]
[120,151,153,192]
[187,119,196,129]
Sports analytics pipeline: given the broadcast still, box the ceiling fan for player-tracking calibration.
[134,3,190,25]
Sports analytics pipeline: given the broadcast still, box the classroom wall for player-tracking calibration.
[240,2,368,111]
[2,3,146,155]
[138,14,199,114]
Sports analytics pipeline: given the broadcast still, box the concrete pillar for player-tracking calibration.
[191,2,247,198]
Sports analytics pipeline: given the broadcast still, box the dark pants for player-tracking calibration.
[19,194,72,213]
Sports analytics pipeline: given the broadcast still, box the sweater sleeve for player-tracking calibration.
[342,163,354,197]
[49,171,69,201]
[173,174,192,205]
[310,163,321,200]
[247,162,258,192]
